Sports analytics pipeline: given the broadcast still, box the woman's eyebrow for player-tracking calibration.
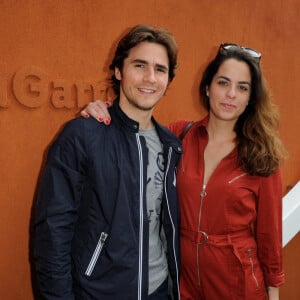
[217,75,251,85]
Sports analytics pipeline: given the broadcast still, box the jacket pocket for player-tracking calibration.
[247,248,259,288]
[235,245,266,296]
[85,231,108,277]
[230,241,266,296]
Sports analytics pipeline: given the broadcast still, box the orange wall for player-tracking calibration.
[0,1,299,299]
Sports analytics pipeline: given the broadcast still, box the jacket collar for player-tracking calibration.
[110,98,140,133]
[153,118,183,154]
[110,99,182,153]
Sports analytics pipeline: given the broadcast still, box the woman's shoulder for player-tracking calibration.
[168,116,208,138]
[168,120,192,138]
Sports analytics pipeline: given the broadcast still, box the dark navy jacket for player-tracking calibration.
[34,101,182,299]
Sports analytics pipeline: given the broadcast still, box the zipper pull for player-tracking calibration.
[100,232,108,244]
[200,184,207,199]
[247,248,253,258]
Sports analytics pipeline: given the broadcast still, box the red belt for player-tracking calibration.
[180,228,252,246]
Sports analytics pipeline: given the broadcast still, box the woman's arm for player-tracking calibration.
[256,170,285,290]
[80,100,197,141]
[267,286,279,300]
[81,100,112,125]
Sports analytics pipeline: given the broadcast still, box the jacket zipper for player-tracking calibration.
[136,137,180,299]
[164,147,180,299]
[197,184,207,232]
[85,231,108,276]
[228,172,246,184]
[136,134,144,300]
[247,248,259,288]
[197,184,207,285]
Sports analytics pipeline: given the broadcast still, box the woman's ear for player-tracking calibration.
[115,67,122,80]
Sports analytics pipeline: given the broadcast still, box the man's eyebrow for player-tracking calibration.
[131,59,169,70]
[157,63,169,71]
[131,59,147,64]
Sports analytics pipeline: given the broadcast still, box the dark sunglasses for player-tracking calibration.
[220,43,261,60]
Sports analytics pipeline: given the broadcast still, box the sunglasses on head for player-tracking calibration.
[220,43,261,60]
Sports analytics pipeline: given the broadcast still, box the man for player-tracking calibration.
[34,24,182,299]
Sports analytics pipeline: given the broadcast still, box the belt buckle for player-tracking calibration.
[197,230,208,245]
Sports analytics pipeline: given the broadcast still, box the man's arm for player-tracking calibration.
[34,121,86,299]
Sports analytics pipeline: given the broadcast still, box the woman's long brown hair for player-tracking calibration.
[199,46,286,176]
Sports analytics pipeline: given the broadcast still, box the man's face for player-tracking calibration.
[115,41,170,115]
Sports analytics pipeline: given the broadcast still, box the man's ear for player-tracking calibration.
[115,67,122,80]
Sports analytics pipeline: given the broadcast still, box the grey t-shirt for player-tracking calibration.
[139,128,168,295]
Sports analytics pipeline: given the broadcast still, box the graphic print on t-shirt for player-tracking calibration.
[147,151,164,222]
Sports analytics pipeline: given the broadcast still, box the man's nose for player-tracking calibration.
[144,68,156,83]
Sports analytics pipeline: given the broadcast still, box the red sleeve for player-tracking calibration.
[256,169,285,287]
[167,120,192,138]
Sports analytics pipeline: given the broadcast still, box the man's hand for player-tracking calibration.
[81,100,112,125]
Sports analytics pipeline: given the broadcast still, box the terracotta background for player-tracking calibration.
[0,1,299,299]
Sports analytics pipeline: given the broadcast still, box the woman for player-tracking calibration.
[81,43,286,299]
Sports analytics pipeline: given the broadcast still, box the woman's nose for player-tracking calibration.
[227,85,236,98]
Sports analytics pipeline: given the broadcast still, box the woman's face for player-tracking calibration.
[207,58,251,123]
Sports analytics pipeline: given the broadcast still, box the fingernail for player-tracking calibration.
[99,117,103,122]
[104,119,111,125]
[105,101,111,107]
[83,113,89,118]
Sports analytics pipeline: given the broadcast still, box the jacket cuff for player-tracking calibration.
[264,271,285,287]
